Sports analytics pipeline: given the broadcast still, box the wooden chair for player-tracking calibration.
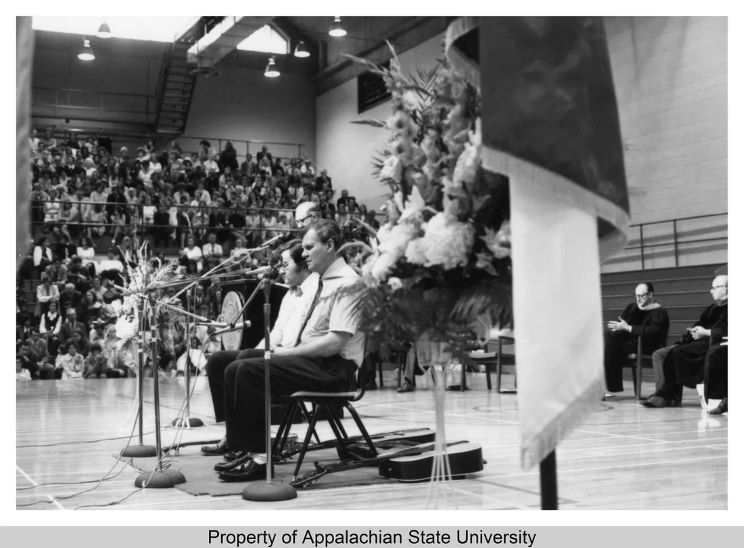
[627,337,653,400]
[467,334,516,393]
[272,366,377,482]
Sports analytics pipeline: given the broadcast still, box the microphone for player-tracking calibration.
[210,320,252,337]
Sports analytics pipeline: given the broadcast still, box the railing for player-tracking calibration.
[32,86,156,124]
[177,136,306,162]
[27,199,369,253]
[603,212,727,271]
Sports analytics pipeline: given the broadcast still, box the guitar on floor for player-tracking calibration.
[275,428,435,462]
[290,440,484,489]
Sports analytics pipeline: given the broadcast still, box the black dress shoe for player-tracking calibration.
[201,438,228,456]
[214,451,251,472]
[397,382,414,393]
[642,395,667,408]
[219,460,273,482]
[708,397,728,415]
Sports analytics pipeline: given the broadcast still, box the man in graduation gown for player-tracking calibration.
[604,282,669,396]
[644,275,728,408]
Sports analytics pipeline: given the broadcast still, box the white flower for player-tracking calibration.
[114,316,138,344]
[399,185,426,222]
[369,252,397,283]
[402,90,418,111]
[452,140,480,188]
[387,277,403,291]
[480,221,511,258]
[379,155,402,182]
[404,238,427,265]
[379,222,418,258]
[406,212,474,270]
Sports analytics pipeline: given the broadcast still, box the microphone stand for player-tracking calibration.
[171,284,204,428]
[134,291,186,488]
[242,273,297,501]
[120,297,157,458]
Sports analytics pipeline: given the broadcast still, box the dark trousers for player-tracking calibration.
[603,330,635,393]
[206,349,263,422]
[658,340,708,400]
[224,355,357,453]
[704,344,727,401]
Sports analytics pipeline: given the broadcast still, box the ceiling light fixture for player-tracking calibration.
[77,38,95,61]
[97,21,111,39]
[293,40,310,58]
[328,16,347,38]
[264,56,280,78]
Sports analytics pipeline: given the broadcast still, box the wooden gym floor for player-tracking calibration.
[15,370,727,510]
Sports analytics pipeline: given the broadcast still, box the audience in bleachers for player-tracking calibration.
[18,128,376,380]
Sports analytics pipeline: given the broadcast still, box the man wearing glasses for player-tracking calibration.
[294,201,320,230]
[644,275,728,408]
[604,282,670,398]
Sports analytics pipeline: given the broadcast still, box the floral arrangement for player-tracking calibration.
[103,243,181,372]
[343,45,512,347]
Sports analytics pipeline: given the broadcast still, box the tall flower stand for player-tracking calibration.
[415,336,455,508]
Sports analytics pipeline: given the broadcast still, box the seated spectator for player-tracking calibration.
[202,232,224,271]
[603,283,669,397]
[16,356,33,382]
[35,273,60,317]
[43,188,61,223]
[27,329,51,367]
[69,330,90,358]
[109,209,126,243]
[59,307,87,349]
[85,203,108,241]
[90,276,106,301]
[180,235,203,274]
[117,235,137,269]
[59,283,83,319]
[55,342,85,379]
[336,189,351,210]
[66,256,92,292]
[33,236,55,272]
[39,300,62,337]
[644,275,728,408]
[77,289,102,327]
[175,201,192,248]
[704,343,727,415]
[76,237,97,276]
[17,341,40,380]
[347,196,360,215]
[142,193,156,226]
[89,320,107,347]
[191,204,210,242]
[152,204,172,248]
[84,343,122,378]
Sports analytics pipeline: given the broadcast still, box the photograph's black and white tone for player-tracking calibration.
[15,15,727,511]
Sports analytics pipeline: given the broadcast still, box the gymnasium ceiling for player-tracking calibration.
[30,16,449,137]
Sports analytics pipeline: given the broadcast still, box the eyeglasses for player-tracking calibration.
[711,285,726,290]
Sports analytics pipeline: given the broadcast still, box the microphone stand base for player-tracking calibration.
[242,481,297,501]
[135,469,186,488]
[120,445,157,458]
[171,417,204,428]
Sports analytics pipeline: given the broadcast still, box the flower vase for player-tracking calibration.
[415,335,455,505]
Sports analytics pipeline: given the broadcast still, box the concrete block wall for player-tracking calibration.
[602,16,727,272]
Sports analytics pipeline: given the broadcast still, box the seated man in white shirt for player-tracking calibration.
[201,232,224,271]
[202,243,318,455]
[215,220,364,482]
